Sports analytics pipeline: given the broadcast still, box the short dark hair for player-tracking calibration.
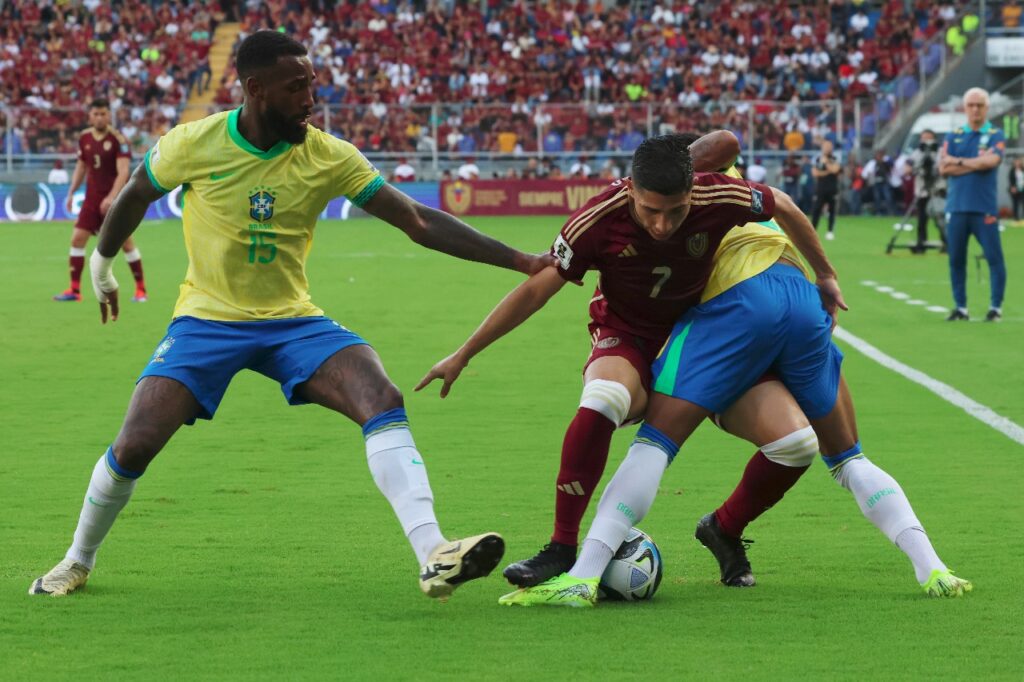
[89,98,110,110]
[921,128,936,137]
[631,134,694,195]
[236,30,308,80]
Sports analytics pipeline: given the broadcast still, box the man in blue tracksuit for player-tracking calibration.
[940,87,1007,322]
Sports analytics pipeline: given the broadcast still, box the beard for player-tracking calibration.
[264,106,308,145]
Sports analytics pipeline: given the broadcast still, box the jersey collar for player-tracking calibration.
[960,121,993,134]
[227,108,292,160]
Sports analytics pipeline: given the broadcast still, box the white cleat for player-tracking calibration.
[825,231,835,240]
[29,558,91,596]
[419,532,505,600]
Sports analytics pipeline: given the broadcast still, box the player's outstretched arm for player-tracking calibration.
[415,267,567,397]
[91,165,165,323]
[769,187,848,320]
[362,184,554,275]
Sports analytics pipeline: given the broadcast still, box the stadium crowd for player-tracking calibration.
[0,0,1014,159]
[0,0,218,155]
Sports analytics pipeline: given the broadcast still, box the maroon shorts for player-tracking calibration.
[583,323,664,393]
[75,200,104,234]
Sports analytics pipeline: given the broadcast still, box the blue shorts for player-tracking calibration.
[139,316,370,423]
[651,263,843,418]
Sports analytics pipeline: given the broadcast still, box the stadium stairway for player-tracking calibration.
[180,22,240,123]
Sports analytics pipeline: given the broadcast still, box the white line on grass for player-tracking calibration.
[833,327,1024,445]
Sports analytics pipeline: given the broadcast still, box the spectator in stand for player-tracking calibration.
[745,157,768,183]
[457,157,481,181]
[1004,0,1023,28]
[569,155,592,178]
[391,157,416,183]
[48,160,70,185]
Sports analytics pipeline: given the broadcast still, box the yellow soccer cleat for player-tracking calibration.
[419,532,505,600]
[29,558,91,597]
[498,573,599,608]
[922,569,973,598]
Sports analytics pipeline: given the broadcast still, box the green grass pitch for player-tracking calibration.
[1,215,1021,680]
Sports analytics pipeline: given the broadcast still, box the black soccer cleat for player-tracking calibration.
[946,308,969,322]
[502,541,577,588]
[694,512,756,587]
[984,308,1002,322]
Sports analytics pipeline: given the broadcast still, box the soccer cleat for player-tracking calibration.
[984,308,1001,322]
[694,512,756,587]
[498,573,598,608]
[825,231,835,241]
[53,289,82,302]
[946,308,969,321]
[922,569,973,598]
[133,288,148,303]
[29,558,91,596]
[502,541,577,587]
[419,532,505,599]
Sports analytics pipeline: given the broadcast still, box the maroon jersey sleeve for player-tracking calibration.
[550,181,629,282]
[114,130,131,159]
[690,172,775,224]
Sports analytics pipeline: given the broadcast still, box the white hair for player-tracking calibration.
[963,87,990,105]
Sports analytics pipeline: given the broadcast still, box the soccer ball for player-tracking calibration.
[598,527,663,601]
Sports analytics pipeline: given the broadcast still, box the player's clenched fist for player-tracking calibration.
[90,250,120,323]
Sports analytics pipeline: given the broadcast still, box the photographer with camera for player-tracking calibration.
[811,138,842,240]
[907,130,947,254]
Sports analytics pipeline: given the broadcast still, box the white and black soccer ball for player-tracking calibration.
[598,527,663,601]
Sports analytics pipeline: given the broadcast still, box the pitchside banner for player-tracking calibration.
[440,179,611,216]
[0,182,439,222]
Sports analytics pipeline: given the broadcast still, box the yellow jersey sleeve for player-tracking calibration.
[325,136,385,207]
[144,123,199,193]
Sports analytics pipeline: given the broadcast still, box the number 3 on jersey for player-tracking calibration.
[650,266,672,297]
[248,231,277,264]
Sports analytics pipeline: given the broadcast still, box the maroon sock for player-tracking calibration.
[551,407,616,546]
[69,255,85,292]
[128,259,145,289]
[715,451,810,538]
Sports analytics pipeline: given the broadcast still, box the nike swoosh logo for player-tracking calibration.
[411,458,424,465]
[210,171,235,180]
[87,496,113,508]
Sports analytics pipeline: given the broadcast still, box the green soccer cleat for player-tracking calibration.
[498,573,599,608]
[922,569,973,598]
[29,558,91,597]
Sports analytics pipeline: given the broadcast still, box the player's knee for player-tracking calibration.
[368,381,404,415]
[110,433,160,473]
[579,379,632,426]
[761,426,818,467]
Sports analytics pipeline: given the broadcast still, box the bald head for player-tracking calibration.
[963,88,990,130]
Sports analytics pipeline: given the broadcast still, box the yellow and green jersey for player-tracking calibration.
[701,165,811,303]
[144,108,384,321]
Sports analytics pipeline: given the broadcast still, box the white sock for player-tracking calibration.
[832,455,945,582]
[365,427,445,565]
[568,442,669,579]
[123,248,142,263]
[66,451,139,569]
[895,528,947,584]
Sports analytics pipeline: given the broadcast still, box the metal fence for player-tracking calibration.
[2,98,844,179]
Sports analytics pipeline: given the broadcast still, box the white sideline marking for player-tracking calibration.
[875,285,894,293]
[890,292,910,300]
[907,299,927,305]
[926,305,948,313]
[833,327,1024,445]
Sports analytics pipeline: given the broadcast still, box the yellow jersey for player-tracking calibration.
[700,166,811,303]
[144,108,384,321]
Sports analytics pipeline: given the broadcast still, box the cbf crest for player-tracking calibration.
[249,185,276,222]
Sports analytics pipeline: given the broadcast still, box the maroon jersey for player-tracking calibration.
[551,173,776,342]
[77,128,130,202]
